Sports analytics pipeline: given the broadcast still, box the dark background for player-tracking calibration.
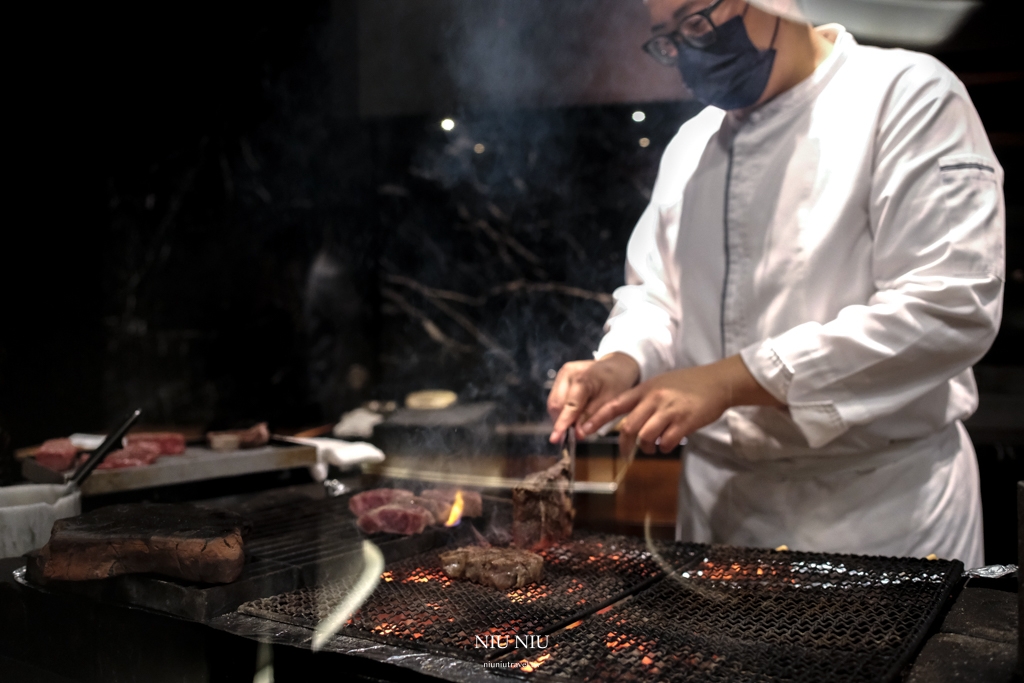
[2,0,1021,560]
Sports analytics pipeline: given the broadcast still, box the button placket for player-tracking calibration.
[722,141,749,359]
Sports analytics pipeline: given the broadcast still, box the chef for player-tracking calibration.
[548,0,1004,568]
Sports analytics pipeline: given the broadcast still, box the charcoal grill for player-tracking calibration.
[240,534,662,659]
[235,537,961,683]
[16,487,964,682]
[502,544,962,682]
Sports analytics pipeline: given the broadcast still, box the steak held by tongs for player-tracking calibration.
[512,429,575,550]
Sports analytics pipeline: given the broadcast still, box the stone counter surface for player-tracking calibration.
[907,586,1020,683]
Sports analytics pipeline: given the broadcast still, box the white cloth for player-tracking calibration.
[0,484,81,559]
[333,408,385,440]
[596,26,1003,567]
[277,437,385,482]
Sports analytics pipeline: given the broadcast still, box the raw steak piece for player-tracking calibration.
[440,546,544,590]
[410,496,450,521]
[94,441,163,469]
[512,453,574,550]
[357,503,435,535]
[420,489,483,518]
[27,504,248,584]
[35,438,79,471]
[124,432,186,455]
[348,488,415,516]
[206,422,270,451]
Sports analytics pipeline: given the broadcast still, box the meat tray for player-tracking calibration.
[20,442,317,495]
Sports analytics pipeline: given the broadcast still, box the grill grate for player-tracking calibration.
[505,543,962,683]
[244,496,362,565]
[239,535,663,659]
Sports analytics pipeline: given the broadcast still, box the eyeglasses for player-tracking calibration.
[642,0,729,66]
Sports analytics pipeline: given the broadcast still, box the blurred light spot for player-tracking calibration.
[474,143,486,154]
[639,138,650,148]
[441,118,455,131]
[632,111,646,122]
[547,368,557,379]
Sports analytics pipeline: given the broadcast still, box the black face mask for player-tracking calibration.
[676,15,779,110]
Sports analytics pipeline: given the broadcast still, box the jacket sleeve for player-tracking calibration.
[595,198,681,382]
[594,111,724,381]
[740,58,1005,448]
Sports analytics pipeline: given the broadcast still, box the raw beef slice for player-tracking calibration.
[440,546,544,590]
[94,441,163,469]
[207,423,270,451]
[410,496,450,521]
[357,503,435,535]
[512,453,574,550]
[28,504,248,584]
[124,432,186,455]
[348,488,415,515]
[35,438,79,471]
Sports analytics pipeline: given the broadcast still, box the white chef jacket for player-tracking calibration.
[596,26,1004,568]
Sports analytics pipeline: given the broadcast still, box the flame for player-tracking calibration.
[444,490,465,527]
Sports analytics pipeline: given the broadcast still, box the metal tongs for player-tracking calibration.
[65,409,142,492]
[560,426,577,495]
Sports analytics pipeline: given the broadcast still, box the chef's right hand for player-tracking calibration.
[548,353,640,444]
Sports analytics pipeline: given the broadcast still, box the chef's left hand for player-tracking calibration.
[580,355,785,455]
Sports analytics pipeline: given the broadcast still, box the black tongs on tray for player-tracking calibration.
[66,408,142,490]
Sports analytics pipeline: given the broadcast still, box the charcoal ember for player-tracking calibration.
[420,489,483,518]
[124,432,186,455]
[440,546,544,590]
[92,441,163,469]
[206,422,270,451]
[357,503,435,535]
[35,438,79,471]
[27,503,248,584]
[512,453,574,550]
[348,488,415,516]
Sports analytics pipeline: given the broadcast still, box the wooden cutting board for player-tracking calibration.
[21,443,317,496]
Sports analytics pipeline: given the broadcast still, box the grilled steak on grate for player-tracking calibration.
[357,503,435,535]
[512,453,574,549]
[440,546,544,590]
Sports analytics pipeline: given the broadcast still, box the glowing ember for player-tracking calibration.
[444,490,465,526]
[520,652,553,673]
